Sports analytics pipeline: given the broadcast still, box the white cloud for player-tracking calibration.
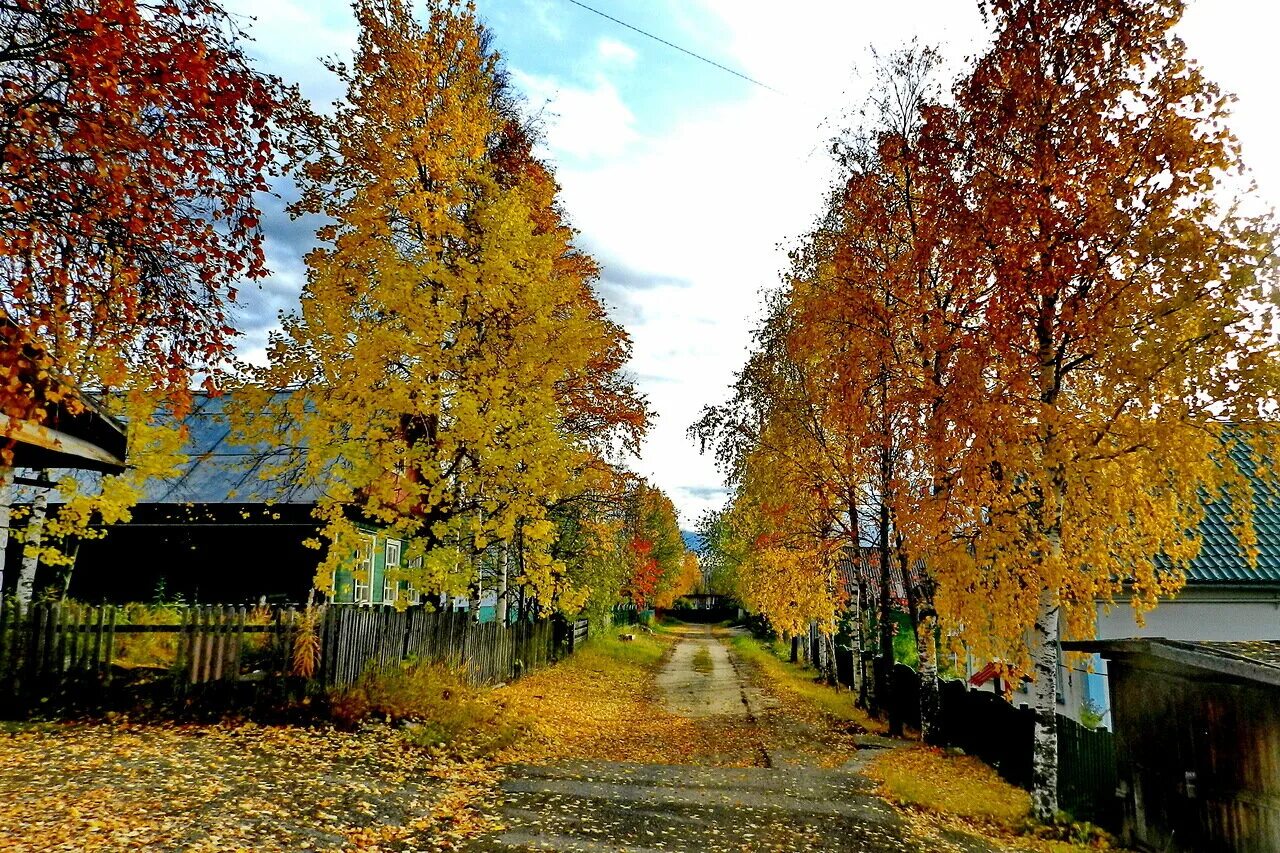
[597,37,638,67]
[513,71,638,160]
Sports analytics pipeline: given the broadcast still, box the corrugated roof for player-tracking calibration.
[1186,439,1280,585]
[836,546,927,601]
[140,393,321,505]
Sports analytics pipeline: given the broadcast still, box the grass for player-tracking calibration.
[867,740,1114,851]
[869,745,1030,824]
[328,660,524,758]
[691,647,714,674]
[728,634,885,734]
[587,626,668,668]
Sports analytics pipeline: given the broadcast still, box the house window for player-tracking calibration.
[405,555,423,605]
[354,535,374,603]
[383,539,401,604]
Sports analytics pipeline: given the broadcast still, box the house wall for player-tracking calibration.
[42,503,323,604]
[1059,587,1280,727]
[331,530,416,606]
[1109,660,1280,852]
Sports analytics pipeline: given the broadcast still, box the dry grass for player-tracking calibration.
[868,746,1115,852]
[869,745,1030,824]
[728,634,885,735]
[328,660,524,758]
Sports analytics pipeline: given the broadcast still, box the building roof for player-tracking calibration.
[1063,638,1280,688]
[1,317,127,474]
[1187,439,1280,584]
[139,393,320,505]
[836,546,926,602]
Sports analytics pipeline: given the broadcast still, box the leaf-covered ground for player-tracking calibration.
[0,625,1115,852]
[0,720,499,852]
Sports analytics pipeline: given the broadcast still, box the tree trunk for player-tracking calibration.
[790,633,799,664]
[15,486,47,606]
[917,612,941,745]
[855,569,870,709]
[1030,590,1060,821]
[0,466,11,595]
[824,632,839,686]
[496,543,509,624]
[878,501,899,736]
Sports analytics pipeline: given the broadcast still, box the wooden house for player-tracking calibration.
[1064,638,1280,852]
[15,393,423,607]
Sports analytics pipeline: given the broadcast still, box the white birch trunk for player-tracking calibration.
[916,613,940,744]
[496,543,509,624]
[15,486,46,606]
[0,466,10,595]
[1030,590,1060,820]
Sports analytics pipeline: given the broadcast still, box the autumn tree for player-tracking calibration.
[0,0,291,591]
[621,480,686,609]
[242,0,645,612]
[918,0,1280,818]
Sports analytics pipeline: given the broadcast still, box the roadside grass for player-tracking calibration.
[869,744,1030,824]
[728,634,885,734]
[327,659,524,758]
[867,734,1114,851]
[588,626,668,668]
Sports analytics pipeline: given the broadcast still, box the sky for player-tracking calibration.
[222,0,1280,527]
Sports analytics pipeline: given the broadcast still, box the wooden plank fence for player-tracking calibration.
[0,601,587,713]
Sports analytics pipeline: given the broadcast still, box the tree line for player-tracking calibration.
[0,1,698,627]
[694,0,1279,819]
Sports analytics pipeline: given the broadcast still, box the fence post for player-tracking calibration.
[102,607,116,686]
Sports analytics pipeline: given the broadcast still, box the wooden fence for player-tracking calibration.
[794,638,1120,829]
[0,600,586,714]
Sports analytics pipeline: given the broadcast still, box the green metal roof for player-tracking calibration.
[1187,439,1280,585]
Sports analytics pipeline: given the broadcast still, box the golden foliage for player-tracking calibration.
[236,0,645,613]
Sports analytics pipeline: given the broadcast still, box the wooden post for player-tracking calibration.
[91,605,105,680]
[0,467,12,597]
[211,606,226,682]
[103,606,116,685]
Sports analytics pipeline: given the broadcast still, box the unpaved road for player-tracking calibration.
[655,624,749,717]
[469,624,998,853]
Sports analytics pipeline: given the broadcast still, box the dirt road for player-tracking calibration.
[469,624,996,852]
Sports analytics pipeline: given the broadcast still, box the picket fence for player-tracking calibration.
[0,600,585,714]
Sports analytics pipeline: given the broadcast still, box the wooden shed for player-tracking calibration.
[1064,638,1280,852]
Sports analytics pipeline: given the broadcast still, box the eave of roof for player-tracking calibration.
[1063,638,1280,688]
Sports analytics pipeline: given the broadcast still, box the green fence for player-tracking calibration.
[1058,714,1119,827]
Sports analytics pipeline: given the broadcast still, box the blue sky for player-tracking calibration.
[223,0,1280,525]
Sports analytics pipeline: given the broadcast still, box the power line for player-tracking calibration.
[559,0,785,96]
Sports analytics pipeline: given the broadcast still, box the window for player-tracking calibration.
[383,539,401,604]
[404,556,423,605]
[354,536,374,603]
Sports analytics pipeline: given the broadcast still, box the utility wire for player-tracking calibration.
[560,0,785,96]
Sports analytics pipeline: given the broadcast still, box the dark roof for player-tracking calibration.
[1186,438,1280,584]
[1062,638,1280,688]
[139,393,320,504]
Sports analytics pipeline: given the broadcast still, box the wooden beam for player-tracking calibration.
[0,413,127,471]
